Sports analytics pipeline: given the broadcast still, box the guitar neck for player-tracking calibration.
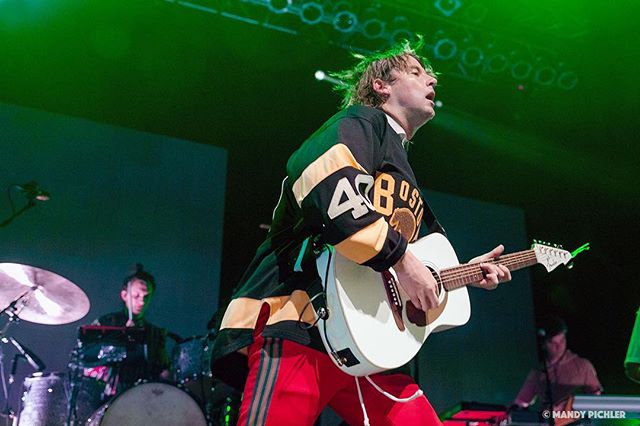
[438,250,538,291]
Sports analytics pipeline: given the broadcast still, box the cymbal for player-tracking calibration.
[0,263,90,325]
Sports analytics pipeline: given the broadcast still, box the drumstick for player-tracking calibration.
[126,280,134,327]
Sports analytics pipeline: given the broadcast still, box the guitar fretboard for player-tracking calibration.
[436,250,538,290]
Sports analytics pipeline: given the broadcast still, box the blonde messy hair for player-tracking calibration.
[331,36,436,109]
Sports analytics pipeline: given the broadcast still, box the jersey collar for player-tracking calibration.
[385,113,410,149]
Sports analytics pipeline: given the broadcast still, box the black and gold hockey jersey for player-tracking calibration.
[211,105,429,387]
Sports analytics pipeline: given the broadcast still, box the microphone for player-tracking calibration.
[16,181,50,201]
[8,337,46,372]
[537,328,546,338]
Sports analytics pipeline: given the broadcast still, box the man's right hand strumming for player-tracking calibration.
[393,250,441,311]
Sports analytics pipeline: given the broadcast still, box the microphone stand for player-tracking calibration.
[6,337,45,372]
[537,335,555,426]
[0,200,36,228]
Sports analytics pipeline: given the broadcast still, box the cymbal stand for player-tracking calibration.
[0,303,22,425]
[0,290,33,325]
[65,348,83,426]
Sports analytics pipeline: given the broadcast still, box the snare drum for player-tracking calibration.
[18,372,67,426]
[86,381,207,426]
[171,335,213,402]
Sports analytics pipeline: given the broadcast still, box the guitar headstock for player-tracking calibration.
[531,240,573,272]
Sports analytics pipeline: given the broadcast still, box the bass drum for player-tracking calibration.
[86,381,207,426]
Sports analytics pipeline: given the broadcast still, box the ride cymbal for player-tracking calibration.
[0,263,90,325]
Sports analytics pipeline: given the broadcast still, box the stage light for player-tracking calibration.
[461,47,484,68]
[534,66,557,86]
[511,61,532,80]
[333,10,358,33]
[362,19,385,39]
[314,70,342,85]
[463,3,488,23]
[434,0,462,17]
[433,38,458,61]
[300,2,323,25]
[390,28,413,44]
[360,7,386,40]
[267,0,291,14]
[557,71,578,90]
[484,54,508,73]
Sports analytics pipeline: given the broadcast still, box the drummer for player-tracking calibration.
[84,264,170,396]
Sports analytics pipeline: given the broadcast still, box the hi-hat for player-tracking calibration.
[0,263,90,325]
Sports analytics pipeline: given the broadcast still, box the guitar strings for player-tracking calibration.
[440,252,537,283]
[439,256,537,290]
[435,251,538,290]
[442,253,537,281]
[440,251,537,276]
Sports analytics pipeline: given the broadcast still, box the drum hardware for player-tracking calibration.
[74,325,146,368]
[17,372,67,426]
[11,371,104,426]
[0,262,90,425]
[66,325,149,425]
[0,295,49,424]
[64,356,108,426]
[78,325,146,346]
[171,335,214,405]
[66,358,84,426]
[1,335,46,422]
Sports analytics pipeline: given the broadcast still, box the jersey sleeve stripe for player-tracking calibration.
[220,291,318,330]
[334,217,389,264]
[291,143,368,207]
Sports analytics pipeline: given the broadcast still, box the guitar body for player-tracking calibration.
[316,232,471,377]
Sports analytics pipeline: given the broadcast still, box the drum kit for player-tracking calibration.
[0,263,240,426]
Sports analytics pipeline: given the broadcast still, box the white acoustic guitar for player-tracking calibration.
[314,232,588,377]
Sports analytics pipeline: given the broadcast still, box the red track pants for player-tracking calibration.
[237,306,442,426]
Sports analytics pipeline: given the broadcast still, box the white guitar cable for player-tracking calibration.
[365,375,423,402]
[354,377,371,426]
[354,375,424,425]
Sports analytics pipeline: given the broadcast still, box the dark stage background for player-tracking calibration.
[1,0,639,420]
[418,190,536,411]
